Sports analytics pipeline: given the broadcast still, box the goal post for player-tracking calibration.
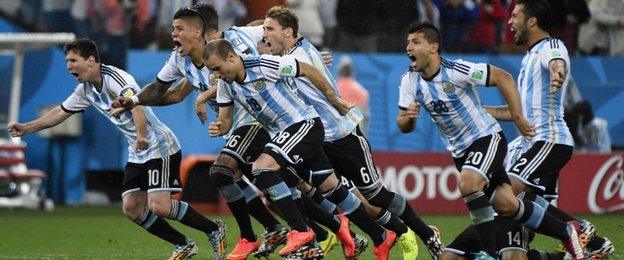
[0,32,76,142]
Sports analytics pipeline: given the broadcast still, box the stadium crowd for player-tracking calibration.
[1,0,624,59]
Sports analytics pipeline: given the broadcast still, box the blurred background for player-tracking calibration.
[0,0,622,216]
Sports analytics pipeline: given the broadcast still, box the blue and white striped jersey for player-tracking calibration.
[216,54,319,133]
[62,64,180,164]
[285,38,363,141]
[398,58,502,157]
[517,37,573,146]
[156,26,265,131]
[223,26,264,59]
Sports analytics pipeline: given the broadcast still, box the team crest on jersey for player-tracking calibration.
[550,50,561,58]
[209,72,218,87]
[442,82,456,94]
[252,80,266,90]
[120,88,136,98]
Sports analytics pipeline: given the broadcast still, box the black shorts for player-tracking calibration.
[445,216,531,258]
[324,127,382,199]
[453,132,510,198]
[507,141,573,198]
[264,118,333,183]
[221,124,271,177]
[122,150,182,196]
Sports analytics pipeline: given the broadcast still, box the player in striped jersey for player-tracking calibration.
[7,39,226,260]
[262,6,443,259]
[484,0,614,258]
[110,6,287,259]
[205,39,397,260]
[397,23,586,259]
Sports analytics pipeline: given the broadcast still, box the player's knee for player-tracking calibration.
[501,250,527,260]
[252,153,279,170]
[122,200,143,219]
[148,199,171,217]
[215,153,239,170]
[315,172,339,193]
[493,194,520,217]
[459,171,486,195]
[210,164,235,183]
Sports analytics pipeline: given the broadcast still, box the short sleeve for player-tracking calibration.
[539,38,570,69]
[454,59,490,86]
[104,68,141,97]
[156,51,182,84]
[276,55,299,78]
[249,54,299,81]
[216,80,233,106]
[61,85,90,113]
[398,72,417,110]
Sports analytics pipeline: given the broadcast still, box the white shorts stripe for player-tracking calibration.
[355,133,379,182]
[480,133,501,174]
[519,142,554,179]
[235,124,260,155]
[282,120,314,154]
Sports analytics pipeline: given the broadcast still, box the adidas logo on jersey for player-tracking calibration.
[174,180,179,185]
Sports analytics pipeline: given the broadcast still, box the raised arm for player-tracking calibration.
[488,65,535,138]
[297,61,353,115]
[7,106,73,137]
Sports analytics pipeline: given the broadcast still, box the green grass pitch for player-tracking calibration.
[0,206,621,259]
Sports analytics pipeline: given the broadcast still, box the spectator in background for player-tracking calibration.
[466,0,507,53]
[578,0,624,56]
[320,0,338,50]
[572,101,612,153]
[91,0,131,70]
[336,0,381,52]
[377,0,420,52]
[437,0,478,53]
[199,0,247,30]
[286,0,324,47]
[337,56,370,135]
[240,0,284,24]
[70,0,92,38]
[129,0,156,49]
[547,0,589,55]
[41,0,73,32]
[417,0,440,29]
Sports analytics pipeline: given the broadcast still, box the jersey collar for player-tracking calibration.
[527,37,550,53]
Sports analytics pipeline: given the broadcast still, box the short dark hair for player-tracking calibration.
[63,38,100,62]
[192,3,218,32]
[266,6,298,37]
[517,0,552,31]
[407,22,442,54]
[203,39,236,61]
[173,7,206,35]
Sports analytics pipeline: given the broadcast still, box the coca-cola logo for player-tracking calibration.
[588,155,624,213]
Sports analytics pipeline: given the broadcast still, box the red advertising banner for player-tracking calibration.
[373,152,624,214]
